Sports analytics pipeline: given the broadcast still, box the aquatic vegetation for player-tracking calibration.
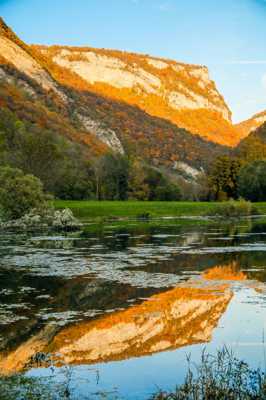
[152,348,266,400]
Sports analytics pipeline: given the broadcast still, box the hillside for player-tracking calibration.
[34,44,243,147]
[0,17,229,176]
[235,121,266,162]
[235,110,266,139]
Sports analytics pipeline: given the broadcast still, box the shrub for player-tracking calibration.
[209,199,256,218]
[154,183,181,201]
[0,166,46,219]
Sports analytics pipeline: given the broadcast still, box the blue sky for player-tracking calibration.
[1,0,266,122]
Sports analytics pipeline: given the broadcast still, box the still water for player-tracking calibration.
[1,217,266,399]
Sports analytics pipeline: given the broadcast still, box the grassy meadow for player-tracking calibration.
[54,200,266,221]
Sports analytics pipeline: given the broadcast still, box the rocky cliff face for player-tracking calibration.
[35,44,242,146]
[39,46,230,119]
[0,18,124,154]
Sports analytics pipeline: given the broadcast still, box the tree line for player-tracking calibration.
[207,122,266,202]
[1,107,266,208]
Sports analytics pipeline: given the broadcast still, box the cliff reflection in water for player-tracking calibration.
[0,264,248,374]
[50,285,232,365]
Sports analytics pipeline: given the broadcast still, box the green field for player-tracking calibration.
[54,200,266,221]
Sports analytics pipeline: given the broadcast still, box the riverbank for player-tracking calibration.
[53,200,266,221]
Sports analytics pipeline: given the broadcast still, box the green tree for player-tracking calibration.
[154,183,181,201]
[128,160,181,201]
[236,122,266,163]
[0,166,46,219]
[144,167,181,201]
[94,153,129,200]
[0,108,94,200]
[208,156,242,200]
[238,160,266,201]
[127,158,150,200]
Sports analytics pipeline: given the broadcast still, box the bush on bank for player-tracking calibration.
[0,166,46,219]
[209,199,257,218]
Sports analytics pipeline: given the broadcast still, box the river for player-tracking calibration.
[1,217,266,399]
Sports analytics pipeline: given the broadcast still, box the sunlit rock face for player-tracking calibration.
[0,19,66,101]
[0,16,241,170]
[0,37,58,93]
[42,47,230,120]
[0,18,121,154]
[35,45,243,146]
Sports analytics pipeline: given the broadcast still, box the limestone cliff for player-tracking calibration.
[35,44,242,146]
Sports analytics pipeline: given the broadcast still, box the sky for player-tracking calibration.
[1,0,266,122]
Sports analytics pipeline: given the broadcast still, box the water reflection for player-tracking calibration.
[0,217,266,394]
[48,283,232,367]
[0,265,248,374]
